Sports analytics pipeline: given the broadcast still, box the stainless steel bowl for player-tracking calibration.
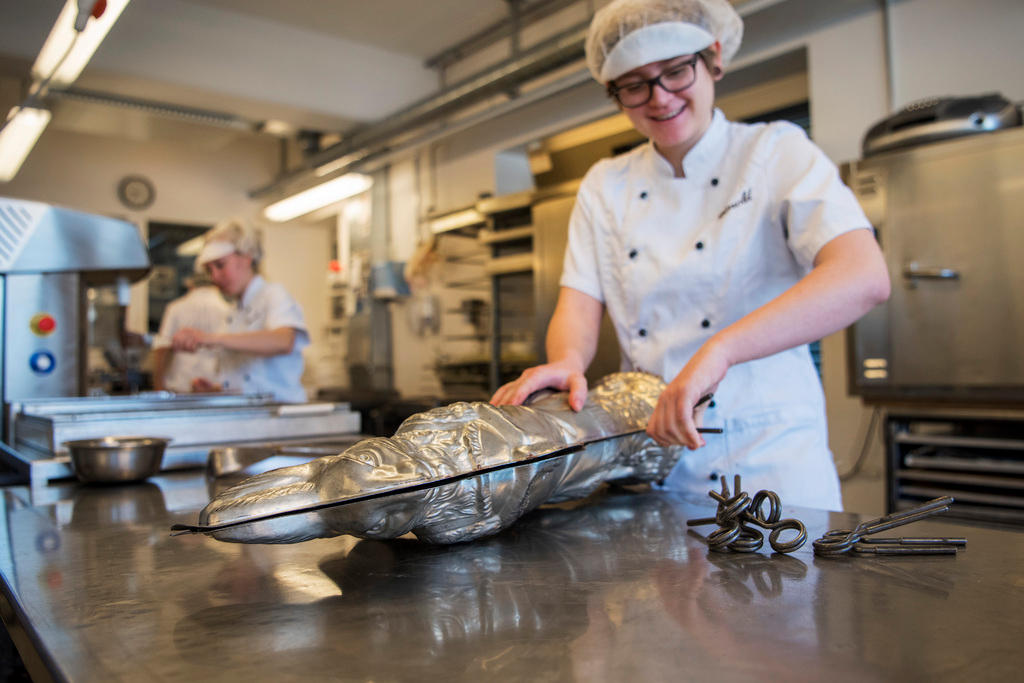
[64,437,169,484]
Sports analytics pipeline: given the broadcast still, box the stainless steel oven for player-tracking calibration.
[843,120,1024,402]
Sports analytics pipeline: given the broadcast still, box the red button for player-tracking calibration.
[30,313,57,336]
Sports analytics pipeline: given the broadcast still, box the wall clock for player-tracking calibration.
[117,175,156,210]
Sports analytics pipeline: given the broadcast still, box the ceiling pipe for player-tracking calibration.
[248,21,590,199]
[304,68,597,192]
[48,86,258,130]
[424,0,581,70]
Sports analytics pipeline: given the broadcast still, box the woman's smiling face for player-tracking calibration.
[614,47,723,168]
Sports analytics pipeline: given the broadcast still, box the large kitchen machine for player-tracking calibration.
[0,196,150,434]
[0,197,365,488]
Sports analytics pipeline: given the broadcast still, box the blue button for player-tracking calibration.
[29,350,56,375]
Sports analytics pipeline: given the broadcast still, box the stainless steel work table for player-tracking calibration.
[0,472,1021,682]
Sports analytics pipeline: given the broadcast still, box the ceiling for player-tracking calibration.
[0,0,776,186]
[0,0,541,141]
[182,0,516,58]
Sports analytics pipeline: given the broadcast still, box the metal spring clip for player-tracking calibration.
[812,496,967,556]
[687,475,807,554]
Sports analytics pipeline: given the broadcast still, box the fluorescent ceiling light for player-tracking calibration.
[1,1,130,182]
[428,208,486,234]
[0,107,52,182]
[263,173,373,222]
[32,0,132,89]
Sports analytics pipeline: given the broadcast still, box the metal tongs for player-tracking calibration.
[812,496,967,556]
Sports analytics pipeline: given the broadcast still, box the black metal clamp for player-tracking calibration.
[687,475,807,554]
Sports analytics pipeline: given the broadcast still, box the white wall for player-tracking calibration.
[888,0,1024,109]
[261,218,333,397]
[2,126,276,225]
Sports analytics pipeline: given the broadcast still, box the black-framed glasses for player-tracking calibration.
[607,55,701,108]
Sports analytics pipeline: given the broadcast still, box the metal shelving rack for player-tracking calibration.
[477,192,537,394]
[886,408,1024,528]
[426,192,538,398]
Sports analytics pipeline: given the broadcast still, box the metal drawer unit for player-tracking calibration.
[886,410,1024,527]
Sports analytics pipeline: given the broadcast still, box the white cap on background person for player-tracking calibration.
[195,219,264,271]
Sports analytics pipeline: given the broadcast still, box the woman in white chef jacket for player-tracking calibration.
[170,219,310,403]
[491,0,891,510]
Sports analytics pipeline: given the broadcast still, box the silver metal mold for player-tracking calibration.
[187,372,682,545]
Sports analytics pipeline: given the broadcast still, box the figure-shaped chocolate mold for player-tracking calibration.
[188,372,682,544]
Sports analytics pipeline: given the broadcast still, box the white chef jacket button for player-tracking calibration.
[709,400,716,408]
[640,191,648,199]
[709,472,719,481]
[629,248,638,259]
[638,328,648,337]
[696,241,704,250]
[701,319,711,328]
[710,178,719,187]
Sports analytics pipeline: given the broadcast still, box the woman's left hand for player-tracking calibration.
[647,342,730,449]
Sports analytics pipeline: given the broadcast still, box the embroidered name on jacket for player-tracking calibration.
[718,188,753,219]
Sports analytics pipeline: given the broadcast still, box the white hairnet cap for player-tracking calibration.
[195,240,235,267]
[195,218,263,271]
[585,0,744,83]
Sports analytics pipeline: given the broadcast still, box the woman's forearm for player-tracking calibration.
[208,327,297,356]
[711,229,890,367]
[647,229,889,448]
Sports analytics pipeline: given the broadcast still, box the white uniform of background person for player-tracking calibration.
[490,0,890,512]
[562,110,870,509]
[176,220,311,404]
[152,286,229,393]
[217,274,309,403]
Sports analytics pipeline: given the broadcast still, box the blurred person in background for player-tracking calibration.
[171,219,310,403]
[151,275,229,393]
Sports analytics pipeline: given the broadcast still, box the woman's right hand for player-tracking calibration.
[490,361,589,411]
[171,327,208,352]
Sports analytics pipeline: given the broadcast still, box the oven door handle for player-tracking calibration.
[902,261,960,286]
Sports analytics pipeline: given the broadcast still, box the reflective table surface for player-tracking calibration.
[0,471,1022,682]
